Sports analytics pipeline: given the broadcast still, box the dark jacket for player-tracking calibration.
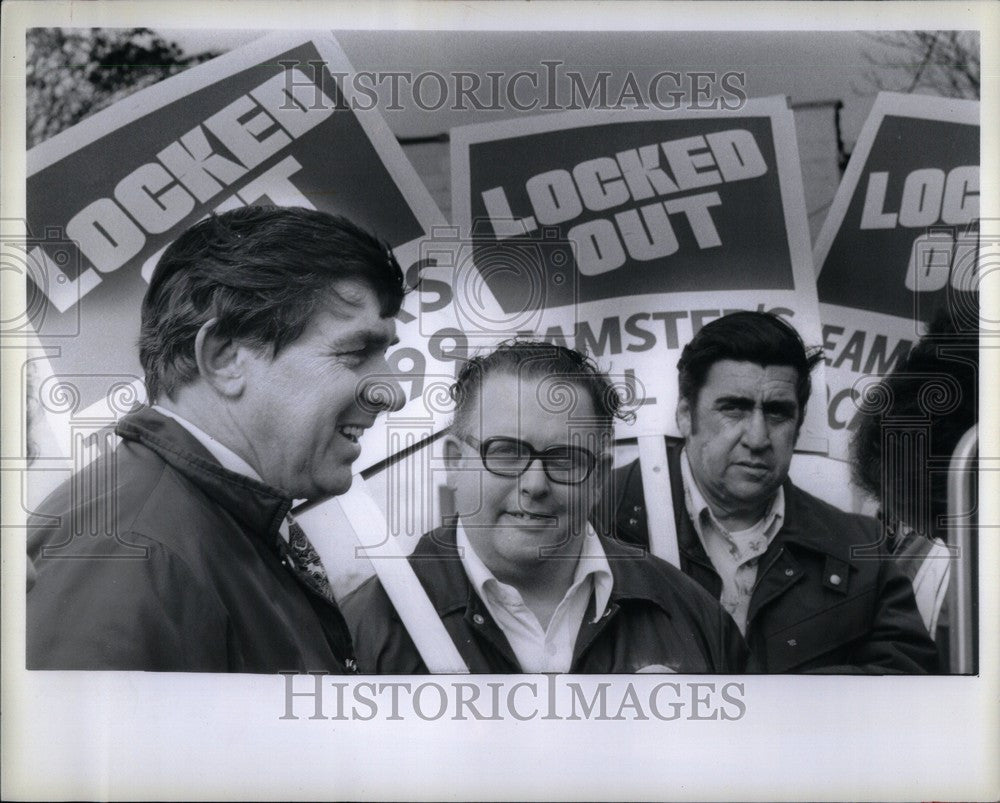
[341,525,748,674]
[602,445,939,673]
[26,407,356,673]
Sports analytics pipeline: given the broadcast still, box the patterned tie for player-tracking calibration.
[282,516,336,604]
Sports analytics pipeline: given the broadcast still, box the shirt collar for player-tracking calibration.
[455,519,614,623]
[679,448,785,539]
[152,405,263,483]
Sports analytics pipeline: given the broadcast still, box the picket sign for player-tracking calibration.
[450,98,829,452]
[334,474,470,674]
[24,30,452,474]
[812,92,980,460]
[636,436,680,567]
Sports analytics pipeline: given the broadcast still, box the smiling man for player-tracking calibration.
[342,340,746,674]
[27,206,405,672]
[606,312,938,673]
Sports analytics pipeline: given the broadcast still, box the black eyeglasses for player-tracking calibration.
[460,435,598,485]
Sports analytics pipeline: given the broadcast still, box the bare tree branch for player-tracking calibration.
[859,30,980,100]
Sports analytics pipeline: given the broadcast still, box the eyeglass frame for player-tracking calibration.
[457,434,600,485]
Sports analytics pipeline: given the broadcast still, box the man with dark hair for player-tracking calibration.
[605,312,937,673]
[342,340,747,674]
[27,206,405,672]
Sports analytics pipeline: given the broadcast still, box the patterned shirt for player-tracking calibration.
[679,450,784,635]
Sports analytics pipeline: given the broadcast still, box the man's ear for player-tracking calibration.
[193,319,248,398]
[676,396,693,438]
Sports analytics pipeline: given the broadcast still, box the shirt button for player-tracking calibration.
[784,568,795,577]
[633,505,642,513]
[628,518,639,526]
[472,613,485,625]
[829,574,842,585]
[345,658,357,673]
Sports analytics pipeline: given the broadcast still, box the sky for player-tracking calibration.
[154,27,948,149]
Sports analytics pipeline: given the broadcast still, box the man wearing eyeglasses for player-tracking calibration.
[341,340,746,673]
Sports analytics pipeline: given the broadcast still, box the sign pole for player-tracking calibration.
[637,435,680,567]
[333,475,470,674]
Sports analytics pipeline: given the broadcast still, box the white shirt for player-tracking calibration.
[456,521,613,673]
[679,450,784,635]
[152,405,292,542]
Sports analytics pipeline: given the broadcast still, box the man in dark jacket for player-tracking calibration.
[342,341,747,674]
[27,206,405,672]
[603,312,938,673]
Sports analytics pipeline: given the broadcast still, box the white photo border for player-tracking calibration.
[3,2,998,801]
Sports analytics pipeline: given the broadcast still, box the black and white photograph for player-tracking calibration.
[2,1,997,799]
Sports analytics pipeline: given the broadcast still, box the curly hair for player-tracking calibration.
[449,339,634,438]
[850,304,978,538]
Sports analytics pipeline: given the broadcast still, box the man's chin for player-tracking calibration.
[301,471,354,502]
[497,525,577,556]
[729,479,779,506]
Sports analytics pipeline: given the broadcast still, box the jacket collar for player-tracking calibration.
[661,444,861,568]
[116,406,292,540]
[406,524,517,669]
[152,405,263,481]
[454,519,614,623]
[770,482,863,563]
[407,523,468,615]
[676,482,849,560]
[602,536,679,619]
[411,522,677,622]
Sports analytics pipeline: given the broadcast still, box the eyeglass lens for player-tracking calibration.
[481,437,593,483]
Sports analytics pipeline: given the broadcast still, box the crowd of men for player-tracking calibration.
[26,205,962,675]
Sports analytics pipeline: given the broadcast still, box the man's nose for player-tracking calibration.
[519,457,551,497]
[742,409,770,450]
[358,373,406,414]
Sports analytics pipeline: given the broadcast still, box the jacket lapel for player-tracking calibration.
[746,545,802,626]
[571,598,620,666]
[746,486,858,628]
[409,525,521,672]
